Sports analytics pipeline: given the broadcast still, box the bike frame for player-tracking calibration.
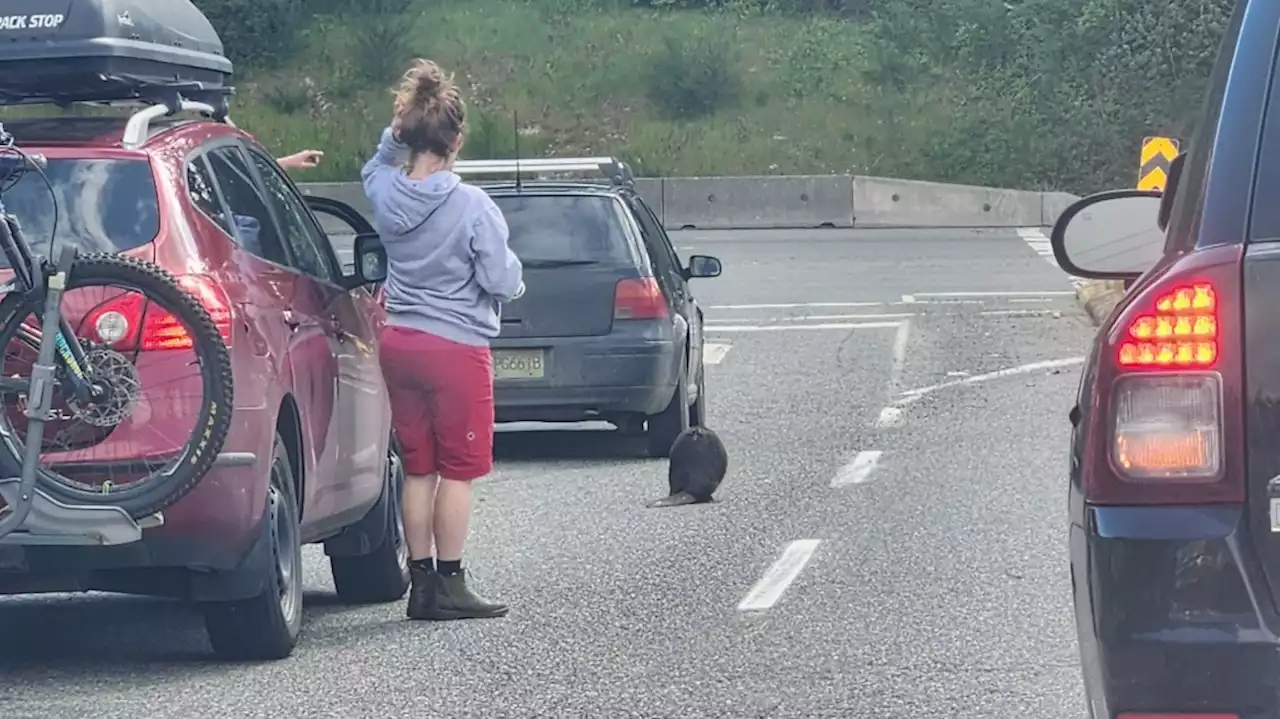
[0,131,90,538]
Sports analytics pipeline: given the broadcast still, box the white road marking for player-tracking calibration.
[706,321,901,332]
[901,294,987,305]
[875,406,905,428]
[909,290,1075,298]
[1008,297,1055,304]
[710,312,914,324]
[896,357,1086,405]
[703,342,732,365]
[710,301,886,310]
[1017,226,1086,289]
[979,309,1062,317]
[737,539,822,612]
[888,319,911,393]
[874,319,912,427]
[831,451,883,487]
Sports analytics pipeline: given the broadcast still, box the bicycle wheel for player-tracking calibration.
[0,253,234,519]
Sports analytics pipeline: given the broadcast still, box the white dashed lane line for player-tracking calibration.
[830,451,883,488]
[703,342,732,365]
[737,539,822,613]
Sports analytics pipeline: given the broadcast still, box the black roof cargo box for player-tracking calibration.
[0,0,232,107]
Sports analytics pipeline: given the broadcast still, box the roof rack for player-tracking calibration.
[112,81,234,149]
[453,157,635,188]
[0,78,234,149]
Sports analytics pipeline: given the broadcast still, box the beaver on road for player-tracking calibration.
[646,425,728,508]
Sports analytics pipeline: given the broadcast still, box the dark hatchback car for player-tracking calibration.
[1053,0,1280,716]
[450,159,723,457]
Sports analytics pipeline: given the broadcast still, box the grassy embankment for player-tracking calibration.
[226,0,953,183]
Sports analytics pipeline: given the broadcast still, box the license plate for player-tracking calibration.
[493,349,546,380]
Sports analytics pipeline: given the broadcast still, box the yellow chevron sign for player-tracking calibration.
[1138,136,1180,191]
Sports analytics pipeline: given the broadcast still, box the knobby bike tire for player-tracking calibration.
[0,253,234,519]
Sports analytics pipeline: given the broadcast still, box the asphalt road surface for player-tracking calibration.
[0,227,1096,719]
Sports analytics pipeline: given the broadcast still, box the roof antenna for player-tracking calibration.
[513,110,523,192]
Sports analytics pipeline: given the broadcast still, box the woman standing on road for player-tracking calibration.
[361,58,524,621]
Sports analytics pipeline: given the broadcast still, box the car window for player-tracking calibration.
[636,198,682,270]
[628,197,683,296]
[309,206,361,274]
[490,194,631,263]
[186,156,233,236]
[1164,0,1244,251]
[246,150,337,282]
[204,147,289,266]
[0,158,158,269]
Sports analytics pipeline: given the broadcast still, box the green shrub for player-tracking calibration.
[264,85,309,115]
[350,14,416,85]
[463,110,518,160]
[194,0,302,70]
[645,27,742,120]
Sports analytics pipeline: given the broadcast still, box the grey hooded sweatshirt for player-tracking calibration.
[361,127,524,347]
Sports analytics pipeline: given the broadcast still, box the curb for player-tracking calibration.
[1076,280,1126,326]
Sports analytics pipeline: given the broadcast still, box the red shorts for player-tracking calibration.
[379,326,494,480]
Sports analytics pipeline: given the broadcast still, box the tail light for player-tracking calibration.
[1084,244,1244,505]
[614,277,668,320]
[83,275,234,352]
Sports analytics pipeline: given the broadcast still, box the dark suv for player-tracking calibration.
[451,159,722,457]
[1051,0,1280,715]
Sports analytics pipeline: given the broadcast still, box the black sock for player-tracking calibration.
[437,559,462,576]
[410,558,434,572]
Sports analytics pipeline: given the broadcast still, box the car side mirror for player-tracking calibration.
[1050,189,1165,281]
[354,232,387,284]
[685,254,722,279]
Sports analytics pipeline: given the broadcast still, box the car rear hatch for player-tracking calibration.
[491,192,640,338]
[1241,246,1280,609]
[0,145,160,277]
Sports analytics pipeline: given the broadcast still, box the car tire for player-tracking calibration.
[689,363,707,428]
[647,355,691,458]
[203,432,304,661]
[330,442,410,604]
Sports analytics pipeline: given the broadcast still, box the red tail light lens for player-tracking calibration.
[83,275,234,351]
[1119,283,1218,368]
[613,277,668,320]
[1083,244,1244,505]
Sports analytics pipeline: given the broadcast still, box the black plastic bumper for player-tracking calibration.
[1072,505,1280,718]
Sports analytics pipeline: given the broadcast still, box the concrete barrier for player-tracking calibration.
[632,177,664,222]
[298,176,1078,231]
[660,175,854,230]
[852,176,1042,228]
[299,182,373,218]
[1041,191,1079,229]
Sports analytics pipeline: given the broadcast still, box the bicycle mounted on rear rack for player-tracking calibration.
[0,88,236,546]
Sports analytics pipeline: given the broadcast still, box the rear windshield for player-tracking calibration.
[0,158,159,268]
[490,194,630,264]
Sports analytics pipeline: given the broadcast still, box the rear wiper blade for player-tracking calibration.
[520,258,599,268]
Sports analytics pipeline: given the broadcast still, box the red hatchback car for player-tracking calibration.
[0,113,408,661]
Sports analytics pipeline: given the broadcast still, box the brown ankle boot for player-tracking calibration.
[423,570,508,620]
